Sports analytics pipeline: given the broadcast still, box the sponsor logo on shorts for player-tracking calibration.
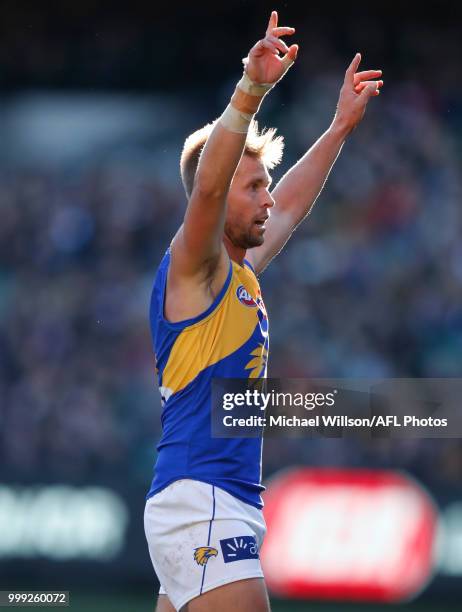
[236,285,257,307]
[220,536,259,563]
[193,546,218,566]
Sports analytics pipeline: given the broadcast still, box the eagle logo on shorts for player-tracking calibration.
[194,546,218,566]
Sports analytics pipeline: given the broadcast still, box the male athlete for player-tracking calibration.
[144,11,383,612]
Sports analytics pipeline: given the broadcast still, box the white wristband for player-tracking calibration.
[219,103,253,134]
[218,53,296,134]
[237,71,273,96]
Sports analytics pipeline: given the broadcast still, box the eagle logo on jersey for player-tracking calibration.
[193,546,218,566]
[245,344,268,379]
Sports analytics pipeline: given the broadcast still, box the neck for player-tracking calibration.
[223,234,246,266]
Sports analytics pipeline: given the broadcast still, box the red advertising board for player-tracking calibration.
[261,468,438,602]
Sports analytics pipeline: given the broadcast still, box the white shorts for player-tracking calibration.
[144,479,266,611]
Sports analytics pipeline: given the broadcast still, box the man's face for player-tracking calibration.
[225,154,275,249]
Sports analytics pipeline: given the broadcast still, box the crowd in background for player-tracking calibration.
[1,1,462,493]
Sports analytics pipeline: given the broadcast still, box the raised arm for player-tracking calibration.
[170,11,298,284]
[248,53,383,274]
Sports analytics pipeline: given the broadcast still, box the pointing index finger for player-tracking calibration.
[266,10,278,35]
[345,53,362,85]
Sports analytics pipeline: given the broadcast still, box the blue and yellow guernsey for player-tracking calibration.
[147,248,269,509]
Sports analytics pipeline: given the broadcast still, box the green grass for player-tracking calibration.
[21,592,459,612]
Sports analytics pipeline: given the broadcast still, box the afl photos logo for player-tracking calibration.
[236,285,257,307]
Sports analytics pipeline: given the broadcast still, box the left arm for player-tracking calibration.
[248,52,383,274]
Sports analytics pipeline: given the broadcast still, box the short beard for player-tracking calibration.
[224,221,264,249]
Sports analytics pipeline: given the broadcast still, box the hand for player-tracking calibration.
[333,53,383,135]
[244,10,298,85]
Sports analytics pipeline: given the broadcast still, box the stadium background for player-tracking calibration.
[0,0,461,609]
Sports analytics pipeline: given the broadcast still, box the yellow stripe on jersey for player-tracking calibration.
[162,261,265,395]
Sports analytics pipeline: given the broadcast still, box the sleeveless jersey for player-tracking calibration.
[146,248,269,508]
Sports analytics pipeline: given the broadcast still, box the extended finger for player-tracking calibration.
[359,82,381,100]
[266,34,289,54]
[353,70,382,85]
[284,44,298,64]
[271,26,295,38]
[354,80,383,93]
[345,53,362,85]
[266,10,278,36]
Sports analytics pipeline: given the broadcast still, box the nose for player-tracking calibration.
[263,188,275,209]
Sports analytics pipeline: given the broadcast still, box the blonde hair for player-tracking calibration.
[180,120,284,197]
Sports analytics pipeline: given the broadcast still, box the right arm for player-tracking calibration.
[169,11,298,289]
[173,124,248,279]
